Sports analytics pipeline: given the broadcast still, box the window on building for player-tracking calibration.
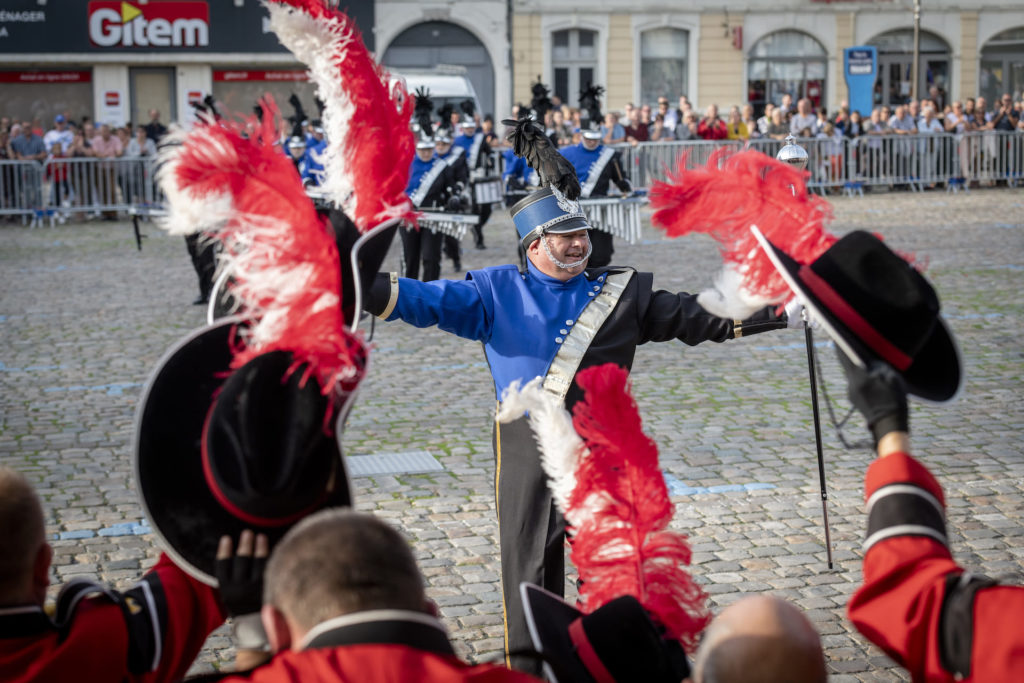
[980,27,1024,104]
[747,31,827,117]
[552,29,598,108]
[867,29,951,107]
[640,27,688,107]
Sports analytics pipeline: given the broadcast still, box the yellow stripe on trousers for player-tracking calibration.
[494,410,511,667]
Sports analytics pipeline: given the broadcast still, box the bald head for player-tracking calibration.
[692,595,826,683]
[0,467,49,606]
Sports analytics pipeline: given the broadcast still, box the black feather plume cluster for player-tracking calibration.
[502,116,580,200]
[413,87,434,138]
[530,77,554,120]
[578,83,604,127]
[191,94,222,122]
[460,99,475,118]
[436,102,455,135]
[287,93,307,138]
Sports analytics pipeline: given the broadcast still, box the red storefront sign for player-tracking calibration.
[88,1,210,48]
[0,71,92,83]
[213,70,310,82]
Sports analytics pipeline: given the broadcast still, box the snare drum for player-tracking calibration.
[472,177,504,205]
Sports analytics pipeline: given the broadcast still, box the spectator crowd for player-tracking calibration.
[0,109,168,220]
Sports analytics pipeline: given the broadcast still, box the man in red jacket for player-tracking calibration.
[0,466,228,683]
[841,359,1024,682]
[217,508,541,682]
[755,227,1023,681]
[697,104,728,140]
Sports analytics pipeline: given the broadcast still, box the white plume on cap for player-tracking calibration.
[497,377,585,513]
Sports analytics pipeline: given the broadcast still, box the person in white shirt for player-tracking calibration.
[42,115,74,154]
[789,98,819,137]
[916,105,944,187]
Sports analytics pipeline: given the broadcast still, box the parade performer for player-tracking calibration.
[755,228,1021,681]
[499,364,708,682]
[434,130,470,273]
[561,84,632,267]
[403,134,456,281]
[454,102,495,249]
[0,467,230,683]
[363,116,795,675]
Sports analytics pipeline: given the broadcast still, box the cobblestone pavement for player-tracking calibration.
[2,188,1022,681]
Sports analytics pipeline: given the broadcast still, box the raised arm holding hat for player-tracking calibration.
[756,220,1023,681]
[363,116,790,676]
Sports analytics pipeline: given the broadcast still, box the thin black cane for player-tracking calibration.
[804,321,833,569]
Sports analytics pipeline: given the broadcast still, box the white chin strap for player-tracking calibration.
[541,234,592,270]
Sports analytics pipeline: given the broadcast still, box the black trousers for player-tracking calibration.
[472,203,492,247]
[588,230,614,268]
[400,225,442,282]
[185,234,216,300]
[494,415,567,677]
[443,234,461,272]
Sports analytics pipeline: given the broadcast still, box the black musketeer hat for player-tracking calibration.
[522,584,690,683]
[134,320,356,584]
[753,227,962,402]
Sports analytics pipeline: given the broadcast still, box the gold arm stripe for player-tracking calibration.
[733,320,743,338]
[377,272,399,320]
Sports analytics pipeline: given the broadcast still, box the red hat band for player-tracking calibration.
[568,618,616,683]
[797,265,913,371]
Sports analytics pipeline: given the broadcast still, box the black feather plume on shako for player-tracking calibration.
[436,102,455,135]
[314,96,325,117]
[413,87,434,138]
[460,99,475,118]
[530,76,553,120]
[191,94,222,122]
[579,82,604,127]
[287,93,307,139]
[501,116,580,200]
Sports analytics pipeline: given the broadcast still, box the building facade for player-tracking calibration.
[511,0,1024,116]
[1,0,1021,127]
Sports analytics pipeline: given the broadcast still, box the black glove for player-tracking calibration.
[215,532,269,651]
[837,350,909,445]
[215,550,266,617]
[446,195,464,212]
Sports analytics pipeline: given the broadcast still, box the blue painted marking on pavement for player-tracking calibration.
[56,520,152,540]
[0,315,6,322]
[663,473,776,497]
[58,529,95,540]
[44,381,143,396]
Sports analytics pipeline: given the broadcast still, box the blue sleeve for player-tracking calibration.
[388,275,494,342]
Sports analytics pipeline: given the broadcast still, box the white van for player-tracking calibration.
[390,65,483,122]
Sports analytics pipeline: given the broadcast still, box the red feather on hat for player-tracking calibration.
[264,0,416,230]
[157,98,366,402]
[649,149,838,318]
[568,364,710,652]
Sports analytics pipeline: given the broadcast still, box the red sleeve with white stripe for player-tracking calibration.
[134,553,227,683]
[847,452,958,682]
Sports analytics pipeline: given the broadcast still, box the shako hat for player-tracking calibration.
[522,584,690,683]
[287,135,306,149]
[510,186,588,247]
[753,227,962,402]
[502,116,588,247]
[134,320,356,585]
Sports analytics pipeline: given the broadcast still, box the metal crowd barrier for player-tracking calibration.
[3,134,1021,224]
[615,131,1022,194]
[1,156,164,225]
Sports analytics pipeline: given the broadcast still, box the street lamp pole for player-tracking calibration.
[911,0,921,102]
